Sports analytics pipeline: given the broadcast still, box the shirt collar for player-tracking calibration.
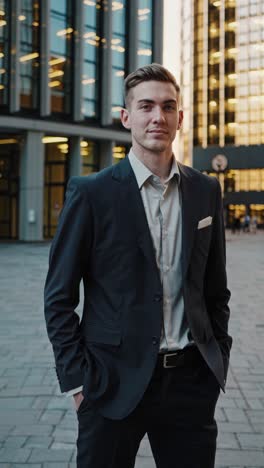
[128,149,180,189]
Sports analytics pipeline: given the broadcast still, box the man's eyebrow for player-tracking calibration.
[137,99,177,104]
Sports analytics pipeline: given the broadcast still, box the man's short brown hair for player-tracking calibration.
[124,63,180,108]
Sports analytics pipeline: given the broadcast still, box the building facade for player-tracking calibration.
[0,0,163,240]
[180,0,264,227]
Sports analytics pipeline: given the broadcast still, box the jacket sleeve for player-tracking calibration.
[44,177,92,392]
[204,179,232,368]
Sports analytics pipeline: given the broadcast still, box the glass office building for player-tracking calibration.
[180,0,264,227]
[0,0,163,240]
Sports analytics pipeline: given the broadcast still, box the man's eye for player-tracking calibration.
[141,105,151,110]
[165,105,176,111]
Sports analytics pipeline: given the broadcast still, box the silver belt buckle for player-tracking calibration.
[163,352,179,368]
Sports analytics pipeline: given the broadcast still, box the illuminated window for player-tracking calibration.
[49,0,73,114]
[82,0,101,118]
[0,1,9,106]
[112,144,127,163]
[81,139,99,175]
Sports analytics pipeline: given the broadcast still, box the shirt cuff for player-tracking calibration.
[65,385,83,397]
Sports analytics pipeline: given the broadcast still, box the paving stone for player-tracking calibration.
[0,398,35,410]
[0,448,31,463]
[28,448,74,463]
[11,425,53,436]
[237,433,264,450]
[218,422,254,433]
[2,436,27,448]
[224,408,250,423]
[40,410,65,425]
[137,438,152,457]
[52,429,77,443]
[215,449,264,467]
[24,436,53,449]
[246,410,264,422]
[19,386,56,397]
[50,442,76,450]
[217,432,239,449]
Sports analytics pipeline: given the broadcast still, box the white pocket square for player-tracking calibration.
[197,216,213,230]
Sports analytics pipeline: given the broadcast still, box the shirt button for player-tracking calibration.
[154,294,163,302]
[152,336,158,345]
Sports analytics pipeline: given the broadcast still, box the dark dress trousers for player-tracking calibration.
[44,157,232,467]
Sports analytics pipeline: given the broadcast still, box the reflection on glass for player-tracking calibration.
[137,0,152,67]
[111,0,126,119]
[20,0,40,109]
[82,0,101,118]
[112,144,126,163]
[81,139,99,175]
[0,1,9,106]
[50,0,73,114]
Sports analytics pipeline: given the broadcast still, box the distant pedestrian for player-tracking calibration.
[232,216,241,234]
[243,214,250,233]
[250,216,258,234]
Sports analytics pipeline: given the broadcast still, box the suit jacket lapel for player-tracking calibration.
[178,163,201,279]
[112,158,161,285]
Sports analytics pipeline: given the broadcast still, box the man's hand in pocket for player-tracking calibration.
[73,391,84,411]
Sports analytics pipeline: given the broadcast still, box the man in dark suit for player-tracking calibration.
[44,63,232,468]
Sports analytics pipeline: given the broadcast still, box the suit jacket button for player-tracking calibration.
[154,294,162,302]
[152,337,158,345]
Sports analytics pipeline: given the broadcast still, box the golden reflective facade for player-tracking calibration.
[182,0,264,148]
[181,0,264,227]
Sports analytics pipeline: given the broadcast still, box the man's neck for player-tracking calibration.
[132,146,174,182]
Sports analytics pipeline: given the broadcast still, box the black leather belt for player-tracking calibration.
[156,346,201,369]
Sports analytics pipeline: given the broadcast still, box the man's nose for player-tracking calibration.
[152,106,165,122]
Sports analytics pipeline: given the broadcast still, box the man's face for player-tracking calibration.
[121,80,183,156]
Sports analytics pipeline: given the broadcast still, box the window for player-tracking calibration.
[81,139,99,175]
[44,136,69,238]
[111,0,127,119]
[82,0,101,118]
[137,0,152,67]
[0,0,9,106]
[19,0,40,110]
[49,0,73,114]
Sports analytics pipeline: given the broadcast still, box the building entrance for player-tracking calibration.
[0,141,19,239]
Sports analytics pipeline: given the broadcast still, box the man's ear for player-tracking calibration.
[177,109,184,130]
[120,108,131,129]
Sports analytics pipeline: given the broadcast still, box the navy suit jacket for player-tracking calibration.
[44,157,232,419]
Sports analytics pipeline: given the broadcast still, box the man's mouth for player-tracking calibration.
[148,129,168,134]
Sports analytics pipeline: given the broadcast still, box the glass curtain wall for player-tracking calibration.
[19,0,40,110]
[236,0,264,145]
[137,0,152,67]
[111,0,127,119]
[50,0,73,114]
[82,0,101,118]
[0,0,9,107]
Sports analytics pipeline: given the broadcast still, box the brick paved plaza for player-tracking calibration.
[0,231,263,467]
